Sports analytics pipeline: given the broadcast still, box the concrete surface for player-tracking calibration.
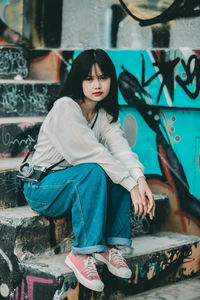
[123,276,200,299]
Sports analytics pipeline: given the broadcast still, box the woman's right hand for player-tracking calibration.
[130,181,155,220]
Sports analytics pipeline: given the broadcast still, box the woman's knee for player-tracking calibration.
[86,163,107,181]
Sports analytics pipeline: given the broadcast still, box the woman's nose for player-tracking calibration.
[93,78,101,88]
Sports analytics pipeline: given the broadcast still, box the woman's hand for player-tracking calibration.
[130,176,155,220]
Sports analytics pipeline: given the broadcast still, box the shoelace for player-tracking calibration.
[84,256,99,278]
[109,248,127,266]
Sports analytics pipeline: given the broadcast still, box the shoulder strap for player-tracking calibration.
[21,140,37,164]
[91,110,98,129]
[46,158,65,171]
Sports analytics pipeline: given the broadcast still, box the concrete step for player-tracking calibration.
[122,276,200,300]
[7,232,199,300]
[0,205,72,260]
[0,158,26,208]
[131,193,169,236]
[0,195,169,259]
[0,81,59,117]
[0,47,29,79]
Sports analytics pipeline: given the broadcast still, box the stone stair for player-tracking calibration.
[122,276,200,300]
[8,231,200,300]
[0,46,200,300]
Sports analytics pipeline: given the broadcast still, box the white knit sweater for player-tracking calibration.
[32,97,144,191]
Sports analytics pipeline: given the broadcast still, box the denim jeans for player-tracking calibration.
[24,163,132,254]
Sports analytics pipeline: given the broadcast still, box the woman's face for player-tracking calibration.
[82,63,111,104]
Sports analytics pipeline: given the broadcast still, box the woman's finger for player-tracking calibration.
[153,201,156,217]
[134,202,139,216]
[142,204,148,219]
[149,211,153,220]
[138,202,143,216]
[148,201,156,219]
[147,194,155,213]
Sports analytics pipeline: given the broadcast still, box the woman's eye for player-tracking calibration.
[85,76,93,81]
[99,75,108,80]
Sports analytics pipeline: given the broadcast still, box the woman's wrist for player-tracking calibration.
[137,175,146,183]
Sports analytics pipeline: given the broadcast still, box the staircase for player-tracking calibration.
[0,46,200,300]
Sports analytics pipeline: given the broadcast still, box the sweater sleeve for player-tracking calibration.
[101,112,145,183]
[42,98,137,191]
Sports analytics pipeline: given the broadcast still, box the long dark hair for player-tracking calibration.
[47,49,119,122]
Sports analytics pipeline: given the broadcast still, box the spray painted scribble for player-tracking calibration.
[10,276,54,300]
[0,249,13,298]
[0,48,28,79]
[175,54,200,99]
[118,0,200,27]
[0,83,59,117]
[0,123,41,157]
[142,52,200,103]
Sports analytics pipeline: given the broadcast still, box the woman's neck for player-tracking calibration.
[79,101,97,124]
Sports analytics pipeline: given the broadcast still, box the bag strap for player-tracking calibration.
[91,110,98,130]
[21,140,37,164]
[22,110,99,171]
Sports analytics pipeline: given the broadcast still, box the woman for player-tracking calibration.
[23,49,155,292]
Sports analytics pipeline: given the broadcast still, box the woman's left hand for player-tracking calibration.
[137,176,155,220]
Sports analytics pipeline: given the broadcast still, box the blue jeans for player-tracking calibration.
[24,163,132,254]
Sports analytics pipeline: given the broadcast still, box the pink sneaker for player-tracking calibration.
[65,251,104,292]
[94,248,132,279]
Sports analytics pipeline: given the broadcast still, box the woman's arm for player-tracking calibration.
[101,113,144,182]
[101,113,155,218]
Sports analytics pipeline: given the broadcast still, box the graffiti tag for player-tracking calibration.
[11,276,54,300]
[118,0,200,27]
[142,53,200,104]
[176,54,200,99]
[0,49,28,78]
[1,126,35,149]
[0,249,13,298]
[0,83,57,117]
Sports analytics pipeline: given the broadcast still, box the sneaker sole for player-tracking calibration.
[65,256,104,292]
[94,254,132,279]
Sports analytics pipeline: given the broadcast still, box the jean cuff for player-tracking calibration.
[72,244,105,255]
[106,237,132,247]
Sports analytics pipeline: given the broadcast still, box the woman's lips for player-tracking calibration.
[93,92,102,96]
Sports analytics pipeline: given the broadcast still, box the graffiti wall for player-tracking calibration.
[1,0,200,50]
[60,0,200,233]
[61,0,200,49]
[0,1,200,299]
